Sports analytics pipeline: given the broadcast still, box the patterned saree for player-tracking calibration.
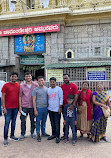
[89,91,110,142]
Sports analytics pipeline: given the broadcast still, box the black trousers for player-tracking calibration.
[20,107,35,135]
[48,110,61,138]
[62,106,66,136]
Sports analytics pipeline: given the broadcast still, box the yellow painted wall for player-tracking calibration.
[0,0,111,27]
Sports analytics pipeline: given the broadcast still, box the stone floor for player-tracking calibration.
[0,113,111,158]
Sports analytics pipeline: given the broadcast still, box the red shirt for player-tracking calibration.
[61,83,79,106]
[1,82,20,109]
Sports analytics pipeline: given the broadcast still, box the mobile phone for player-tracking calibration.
[21,110,26,116]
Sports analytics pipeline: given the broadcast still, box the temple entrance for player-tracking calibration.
[35,68,44,79]
[20,65,44,81]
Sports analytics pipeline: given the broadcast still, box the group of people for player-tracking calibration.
[1,72,111,147]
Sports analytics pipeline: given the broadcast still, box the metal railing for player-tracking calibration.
[45,80,111,92]
[0,72,7,82]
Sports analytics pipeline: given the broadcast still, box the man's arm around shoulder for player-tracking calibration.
[58,87,63,114]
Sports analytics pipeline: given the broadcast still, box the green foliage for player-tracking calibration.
[20,65,42,71]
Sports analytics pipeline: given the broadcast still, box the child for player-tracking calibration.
[63,94,77,146]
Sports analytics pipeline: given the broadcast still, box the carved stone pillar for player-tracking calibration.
[16,0,27,12]
[35,0,40,8]
[1,0,7,12]
[50,0,56,8]
[68,0,77,6]
[16,0,21,11]
[57,0,68,7]
[91,0,99,8]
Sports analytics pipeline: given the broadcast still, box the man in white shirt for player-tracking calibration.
[47,77,63,143]
[0,80,5,116]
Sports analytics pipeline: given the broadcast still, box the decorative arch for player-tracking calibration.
[107,48,111,57]
[65,49,74,59]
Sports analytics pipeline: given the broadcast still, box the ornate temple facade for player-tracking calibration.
[0,0,111,81]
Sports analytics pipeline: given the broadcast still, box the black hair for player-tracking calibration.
[82,81,89,87]
[37,76,44,80]
[10,72,18,77]
[63,74,70,77]
[25,71,32,76]
[67,94,73,99]
[50,77,56,82]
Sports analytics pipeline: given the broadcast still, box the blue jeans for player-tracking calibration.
[65,117,76,141]
[4,108,18,140]
[36,107,48,135]
[48,110,61,138]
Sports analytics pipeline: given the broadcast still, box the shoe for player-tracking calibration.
[37,135,41,142]
[87,135,90,139]
[80,132,83,138]
[60,135,65,140]
[75,135,77,142]
[47,135,56,140]
[80,135,83,138]
[64,139,69,144]
[56,137,60,143]
[79,135,83,140]
[102,136,108,142]
[3,139,8,147]
[31,133,36,139]
[41,133,50,137]
[19,135,25,141]
[9,136,19,141]
[72,140,76,146]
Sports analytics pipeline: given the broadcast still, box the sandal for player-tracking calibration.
[31,133,36,139]
[19,135,25,141]
[72,140,76,146]
[102,137,108,142]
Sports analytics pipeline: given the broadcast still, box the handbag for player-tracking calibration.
[101,106,110,118]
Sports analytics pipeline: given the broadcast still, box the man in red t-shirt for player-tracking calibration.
[1,72,20,147]
[61,74,79,140]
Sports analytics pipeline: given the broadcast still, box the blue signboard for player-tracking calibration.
[88,71,105,80]
[14,33,45,54]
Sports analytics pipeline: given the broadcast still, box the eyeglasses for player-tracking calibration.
[25,75,32,78]
[97,85,103,88]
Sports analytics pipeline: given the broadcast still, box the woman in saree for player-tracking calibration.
[89,83,111,142]
[77,82,92,138]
